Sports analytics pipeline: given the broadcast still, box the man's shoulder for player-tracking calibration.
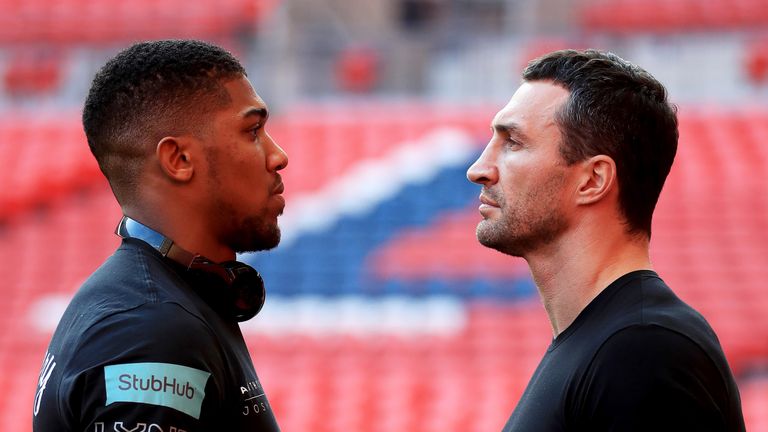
[581,274,739,414]
[50,239,214,361]
[590,271,718,347]
[74,301,221,363]
[72,238,195,320]
[561,271,728,378]
[84,237,178,290]
[628,272,722,352]
[593,324,716,372]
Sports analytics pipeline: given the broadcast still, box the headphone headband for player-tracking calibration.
[115,216,201,268]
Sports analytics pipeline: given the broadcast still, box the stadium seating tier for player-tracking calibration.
[2,106,767,431]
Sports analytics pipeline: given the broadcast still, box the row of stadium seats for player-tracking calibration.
[3,0,767,43]
[0,0,280,43]
[581,0,768,32]
[4,40,765,100]
[250,303,550,432]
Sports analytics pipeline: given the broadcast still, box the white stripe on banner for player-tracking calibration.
[240,295,467,337]
[274,127,476,247]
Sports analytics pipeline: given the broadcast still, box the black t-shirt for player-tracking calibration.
[503,270,745,432]
[33,238,281,431]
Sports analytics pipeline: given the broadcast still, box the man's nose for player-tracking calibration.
[467,144,498,186]
[266,134,288,172]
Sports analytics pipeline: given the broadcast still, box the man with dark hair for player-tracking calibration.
[467,49,745,431]
[33,40,287,431]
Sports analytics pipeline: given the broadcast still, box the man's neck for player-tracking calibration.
[525,228,652,337]
[122,204,236,264]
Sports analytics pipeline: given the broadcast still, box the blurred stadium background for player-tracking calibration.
[1,0,767,430]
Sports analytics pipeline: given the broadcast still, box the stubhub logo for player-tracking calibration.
[104,363,210,419]
[117,372,196,399]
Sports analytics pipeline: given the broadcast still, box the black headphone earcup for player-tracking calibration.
[227,265,266,321]
[188,261,266,322]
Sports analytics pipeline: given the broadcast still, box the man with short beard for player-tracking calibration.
[33,40,286,431]
[467,49,745,431]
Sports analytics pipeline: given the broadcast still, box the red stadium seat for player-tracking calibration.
[746,39,768,84]
[3,53,63,95]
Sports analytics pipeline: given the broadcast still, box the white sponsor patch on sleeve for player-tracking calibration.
[104,362,210,419]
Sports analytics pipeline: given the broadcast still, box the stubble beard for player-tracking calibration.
[232,217,281,253]
[205,147,282,254]
[216,199,282,253]
[476,205,566,258]
[476,176,569,258]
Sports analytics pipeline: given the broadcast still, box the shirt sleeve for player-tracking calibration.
[573,324,733,432]
[58,302,228,432]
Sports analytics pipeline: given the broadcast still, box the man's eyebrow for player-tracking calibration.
[241,107,268,120]
[492,121,529,141]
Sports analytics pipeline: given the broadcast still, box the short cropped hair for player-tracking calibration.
[82,39,246,204]
[523,49,678,238]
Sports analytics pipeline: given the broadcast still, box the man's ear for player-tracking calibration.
[156,136,194,182]
[575,155,616,206]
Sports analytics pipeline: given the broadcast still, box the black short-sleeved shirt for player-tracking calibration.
[33,238,281,432]
[503,270,745,432]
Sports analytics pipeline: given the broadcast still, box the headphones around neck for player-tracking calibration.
[115,216,265,322]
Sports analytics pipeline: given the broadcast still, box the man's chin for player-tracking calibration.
[476,223,525,258]
[476,223,503,251]
[260,230,281,251]
[233,226,281,253]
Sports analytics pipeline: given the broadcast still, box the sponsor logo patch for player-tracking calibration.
[104,363,210,419]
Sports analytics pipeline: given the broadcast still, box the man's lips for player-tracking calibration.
[479,193,499,207]
[272,179,286,215]
[273,182,285,195]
